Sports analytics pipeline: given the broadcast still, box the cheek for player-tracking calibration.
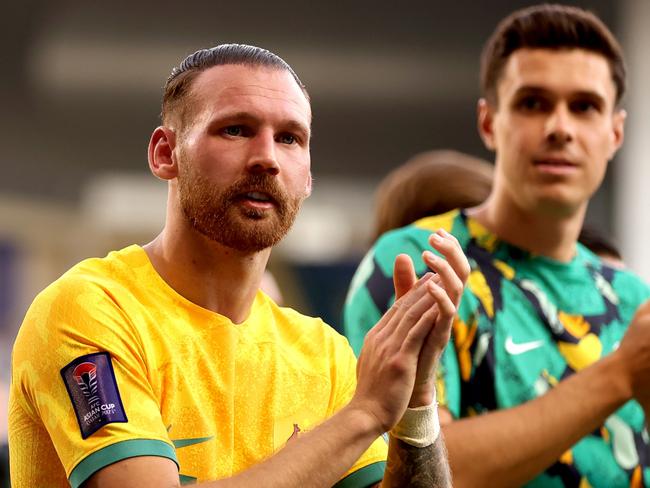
[495,116,527,150]
[588,129,615,159]
[287,151,311,191]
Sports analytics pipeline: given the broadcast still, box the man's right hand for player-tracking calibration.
[350,229,468,433]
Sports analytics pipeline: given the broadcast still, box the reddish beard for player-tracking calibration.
[178,166,304,253]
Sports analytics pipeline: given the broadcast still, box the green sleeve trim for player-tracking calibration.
[69,438,178,488]
[333,461,386,488]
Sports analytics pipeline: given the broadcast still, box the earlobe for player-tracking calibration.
[305,172,313,197]
[148,126,178,180]
[477,98,497,151]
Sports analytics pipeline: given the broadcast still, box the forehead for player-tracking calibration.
[188,64,312,126]
[497,48,616,104]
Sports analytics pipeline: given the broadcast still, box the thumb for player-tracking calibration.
[393,254,417,300]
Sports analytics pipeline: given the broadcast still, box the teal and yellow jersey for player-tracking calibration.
[344,209,650,487]
[10,245,386,487]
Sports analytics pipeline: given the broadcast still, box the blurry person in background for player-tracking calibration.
[578,225,625,269]
[370,150,493,244]
[9,44,467,487]
[344,4,650,487]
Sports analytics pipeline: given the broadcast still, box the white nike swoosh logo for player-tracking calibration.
[505,336,544,355]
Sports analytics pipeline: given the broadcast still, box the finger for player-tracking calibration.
[372,272,434,338]
[422,250,464,306]
[376,279,436,345]
[400,304,439,357]
[393,253,417,300]
[391,287,440,345]
[413,282,456,378]
[427,278,458,321]
[418,280,456,357]
[429,229,471,285]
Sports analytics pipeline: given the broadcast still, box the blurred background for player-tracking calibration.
[1,1,649,479]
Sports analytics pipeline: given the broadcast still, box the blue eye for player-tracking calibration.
[278,133,296,145]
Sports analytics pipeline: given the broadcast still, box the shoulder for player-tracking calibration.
[372,209,468,271]
[13,246,143,361]
[25,246,141,316]
[377,209,466,250]
[608,264,650,311]
[11,247,145,414]
[573,244,650,319]
[578,243,650,298]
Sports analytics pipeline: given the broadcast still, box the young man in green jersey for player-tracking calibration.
[10,45,469,487]
[344,5,650,487]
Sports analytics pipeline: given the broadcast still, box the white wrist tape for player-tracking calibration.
[390,399,440,448]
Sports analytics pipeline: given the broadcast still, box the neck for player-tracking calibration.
[143,219,270,324]
[469,191,586,262]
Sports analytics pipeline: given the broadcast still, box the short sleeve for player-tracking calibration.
[10,276,177,487]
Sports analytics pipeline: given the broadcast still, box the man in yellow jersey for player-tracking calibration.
[9,44,469,487]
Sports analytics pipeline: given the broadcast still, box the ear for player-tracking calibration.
[609,109,626,160]
[477,98,497,151]
[305,172,313,197]
[148,126,178,180]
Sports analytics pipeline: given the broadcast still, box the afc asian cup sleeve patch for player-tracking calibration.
[60,351,128,439]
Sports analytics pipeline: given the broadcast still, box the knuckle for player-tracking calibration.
[391,299,405,313]
[442,303,457,318]
[452,276,464,295]
[387,356,408,375]
[362,333,375,348]
[423,307,439,320]
[403,307,421,323]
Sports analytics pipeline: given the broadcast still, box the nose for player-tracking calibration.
[545,103,574,146]
[246,130,280,176]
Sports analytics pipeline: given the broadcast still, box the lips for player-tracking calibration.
[226,174,287,212]
[245,191,273,203]
[532,157,580,176]
[234,189,279,209]
[533,157,577,167]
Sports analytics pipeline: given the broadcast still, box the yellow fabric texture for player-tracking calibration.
[10,245,387,485]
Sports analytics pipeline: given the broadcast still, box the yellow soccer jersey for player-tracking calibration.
[10,245,387,487]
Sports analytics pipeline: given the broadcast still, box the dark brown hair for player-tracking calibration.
[371,150,494,242]
[161,44,308,126]
[480,4,626,105]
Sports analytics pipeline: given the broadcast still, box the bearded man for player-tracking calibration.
[9,44,469,488]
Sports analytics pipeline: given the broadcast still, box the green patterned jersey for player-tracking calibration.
[344,209,650,488]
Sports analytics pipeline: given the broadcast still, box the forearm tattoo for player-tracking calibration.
[382,435,452,488]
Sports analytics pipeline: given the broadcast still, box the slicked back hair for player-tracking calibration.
[161,43,308,127]
[481,4,626,106]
